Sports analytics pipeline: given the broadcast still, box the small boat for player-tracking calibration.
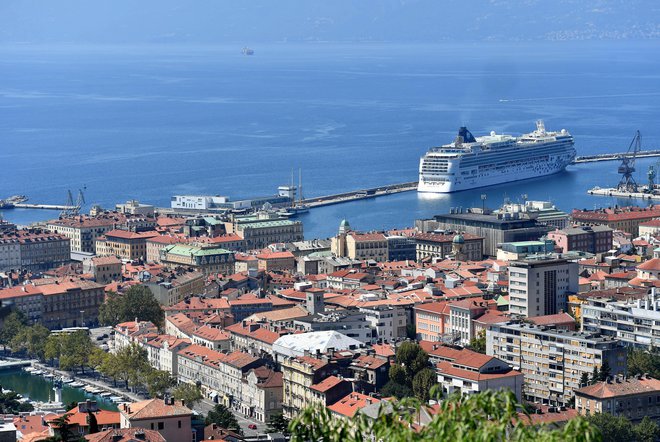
[43,373,55,379]
[110,396,126,403]
[32,370,44,376]
[61,378,74,384]
[100,391,112,397]
[91,388,105,395]
[69,382,85,388]
[241,47,254,55]
[24,367,36,373]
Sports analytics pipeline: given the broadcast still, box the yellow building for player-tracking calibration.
[95,229,159,261]
[281,356,330,419]
[331,220,388,262]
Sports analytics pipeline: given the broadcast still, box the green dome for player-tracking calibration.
[452,234,465,244]
[340,219,350,229]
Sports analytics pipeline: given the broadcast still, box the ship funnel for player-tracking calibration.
[458,127,476,143]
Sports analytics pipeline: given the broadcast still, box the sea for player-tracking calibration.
[1,41,659,239]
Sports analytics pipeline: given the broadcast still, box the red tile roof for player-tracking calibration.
[637,258,660,271]
[328,392,381,417]
[310,375,345,393]
[576,376,660,399]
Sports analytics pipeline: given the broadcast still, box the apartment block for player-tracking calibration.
[547,225,613,254]
[508,257,578,318]
[487,322,627,405]
[0,228,70,272]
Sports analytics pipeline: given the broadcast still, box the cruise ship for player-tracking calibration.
[417,121,575,193]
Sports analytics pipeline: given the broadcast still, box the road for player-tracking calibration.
[194,398,268,437]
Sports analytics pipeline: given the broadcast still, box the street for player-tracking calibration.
[194,398,267,437]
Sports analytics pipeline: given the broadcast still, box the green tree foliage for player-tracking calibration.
[40,413,86,442]
[205,403,241,433]
[58,331,94,373]
[634,416,660,442]
[172,382,203,408]
[590,366,600,385]
[104,342,150,389]
[383,342,432,402]
[0,310,28,349]
[0,388,34,414]
[144,369,175,398]
[627,348,660,378]
[289,390,598,442]
[388,364,407,385]
[585,413,635,442]
[87,347,109,377]
[579,372,590,388]
[380,380,412,399]
[98,286,164,328]
[10,324,50,360]
[599,360,611,381]
[266,413,290,434]
[467,330,486,354]
[412,368,438,403]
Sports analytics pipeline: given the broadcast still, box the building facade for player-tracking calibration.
[508,258,578,318]
[487,322,627,405]
[547,225,613,254]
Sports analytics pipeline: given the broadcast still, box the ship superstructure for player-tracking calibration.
[417,121,575,193]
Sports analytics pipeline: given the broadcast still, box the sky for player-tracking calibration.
[1,0,659,44]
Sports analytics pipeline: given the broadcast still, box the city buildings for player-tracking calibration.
[575,375,660,421]
[487,322,627,405]
[547,225,613,254]
[582,289,660,348]
[418,207,552,256]
[228,212,303,250]
[159,243,234,276]
[571,206,660,236]
[82,255,122,283]
[331,222,389,262]
[496,240,555,261]
[414,232,484,262]
[0,228,70,272]
[47,213,156,253]
[95,229,160,261]
[508,257,578,318]
[118,399,193,442]
[0,278,106,328]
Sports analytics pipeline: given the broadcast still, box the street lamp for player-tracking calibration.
[481,194,487,212]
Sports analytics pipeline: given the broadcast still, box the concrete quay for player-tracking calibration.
[587,187,660,200]
[573,149,660,163]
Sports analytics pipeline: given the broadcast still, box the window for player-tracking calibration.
[178,420,182,428]
[158,422,164,430]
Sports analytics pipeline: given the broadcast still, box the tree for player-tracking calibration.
[585,413,635,442]
[98,286,164,328]
[396,342,429,381]
[87,347,109,377]
[380,380,412,400]
[599,360,611,381]
[144,369,175,398]
[44,333,64,365]
[0,310,28,351]
[111,342,150,389]
[289,390,598,442]
[412,368,438,403]
[266,413,290,434]
[388,364,407,385]
[634,416,660,442]
[10,324,50,360]
[172,383,203,409]
[579,372,590,388]
[0,389,34,414]
[468,330,486,354]
[58,331,94,373]
[590,366,600,385]
[628,348,660,379]
[205,404,241,433]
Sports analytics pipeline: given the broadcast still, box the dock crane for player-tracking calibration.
[616,131,642,193]
[60,188,86,217]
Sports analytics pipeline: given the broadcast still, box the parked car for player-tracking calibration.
[248,424,257,430]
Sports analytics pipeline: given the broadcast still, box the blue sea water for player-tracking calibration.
[0,41,659,238]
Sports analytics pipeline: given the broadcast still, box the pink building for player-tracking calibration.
[547,225,613,254]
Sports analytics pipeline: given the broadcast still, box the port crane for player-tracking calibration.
[616,131,642,193]
[60,188,86,217]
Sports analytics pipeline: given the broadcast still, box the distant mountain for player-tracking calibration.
[2,0,659,44]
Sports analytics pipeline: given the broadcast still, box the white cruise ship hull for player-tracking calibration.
[417,121,575,193]
[417,156,572,193]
